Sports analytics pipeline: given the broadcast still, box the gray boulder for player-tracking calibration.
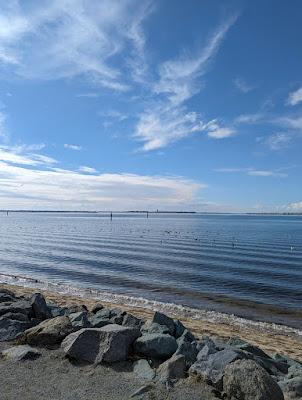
[2,345,41,361]
[22,316,73,347]
[278,377,302,399]
[141,321,170,335]
[287,363,302,379]
[175,336,198,367]
[67,305,88,315]
[48,304,67,318]
[178,328,195,343]
[223,359,284,400]
[151,312,175,336]
[69,312,91,329]
[30,293,51,320]
[89,311,111,328]
[133,359,155,380]
[0,301,32,318]
[122,313,142,328]
[173,319,186,338]
[156,354,186,383]
[0,315,31,341]
[197,341,217,361]
[0,292,17,303]
[109,308,127,325]
[91,303,104,314]
[189,348,246,389]
[134,333,177,359]
[62,324,140,364]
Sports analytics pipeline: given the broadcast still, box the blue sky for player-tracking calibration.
[0,0,301,211]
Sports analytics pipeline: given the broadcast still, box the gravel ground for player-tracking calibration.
[0,342,220,400]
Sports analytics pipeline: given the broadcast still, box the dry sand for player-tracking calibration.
[1,283,301,363]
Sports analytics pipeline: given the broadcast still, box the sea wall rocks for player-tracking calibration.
[62,324,140,364]
[0,287,301,400]
[223,359,284,400]
[21,316,74,347]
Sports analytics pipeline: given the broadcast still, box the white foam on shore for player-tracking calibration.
[0,272,301,338]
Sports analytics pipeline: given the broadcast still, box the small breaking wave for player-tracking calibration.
[0,272,301,338]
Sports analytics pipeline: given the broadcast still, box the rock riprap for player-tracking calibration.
[61,324,140,363]
[223,359,284,400]
[0,288,301,400]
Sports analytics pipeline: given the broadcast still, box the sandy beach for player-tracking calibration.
[1,282,301,363]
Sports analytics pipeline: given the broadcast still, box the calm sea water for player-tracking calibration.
[0,212,301,329]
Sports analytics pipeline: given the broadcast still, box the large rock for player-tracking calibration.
[30,293,51,320]
[0,301,32,318]
[173,319,186,339]
[2,345,41,361]
[151,312,175,336]
[0,315,31,341]
[189,348,246,389]
[69,312,91,329]
[0,292,17,303]
[141,321,170,335]
[122,313,143,328]
[133,359,155,380]
[223,359,284,400]
[175,336,198,368]
[89,311,112,328]
[156,354,186,383]
[22,316,73,347]
[62,324,140,364]
[134,333,177,359]
[278,377,302,399]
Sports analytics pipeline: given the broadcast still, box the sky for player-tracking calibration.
[0,0,301,212]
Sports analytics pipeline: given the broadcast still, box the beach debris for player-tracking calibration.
[62,324,140,364]
[223,359,284,400]
[2,345,41,361]
[134,333,177,359]
[133,359,155,380]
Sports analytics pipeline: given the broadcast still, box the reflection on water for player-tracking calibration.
[0,212,301,328]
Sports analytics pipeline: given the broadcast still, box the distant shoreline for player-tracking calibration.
[0,210,301,216]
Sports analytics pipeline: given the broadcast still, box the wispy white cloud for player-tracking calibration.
[78,166,97,174]
[204,120,235,139]
[0,146,56,166]
[64,143,82,151]
[215,167,287,178]
[287,87,302,106]
[233,77,255,93]
[265,132,293,151]
[0,0,153,91]
[0,157,206,211]
[134,15,238,150]
[76,92,99,98]
[99,110,128,121]
[0,111,8,141]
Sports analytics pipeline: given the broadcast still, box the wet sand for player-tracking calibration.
[1,282,301,362]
